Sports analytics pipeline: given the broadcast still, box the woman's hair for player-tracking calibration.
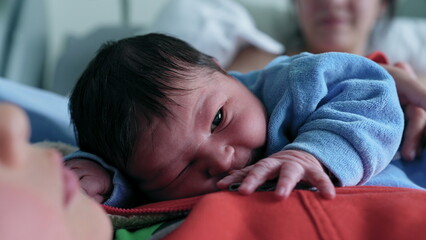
[69,33,226,171]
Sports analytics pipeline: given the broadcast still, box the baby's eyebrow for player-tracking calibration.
[193,90,209,124]
[194,89,224,132]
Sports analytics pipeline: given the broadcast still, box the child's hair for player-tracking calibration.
[69,33,226,171]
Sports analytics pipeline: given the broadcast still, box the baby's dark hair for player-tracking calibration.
[69,33,226,171]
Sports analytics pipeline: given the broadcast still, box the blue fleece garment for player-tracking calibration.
[231,52,419,188]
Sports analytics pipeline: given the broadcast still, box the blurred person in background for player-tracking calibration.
[228,0,426,163]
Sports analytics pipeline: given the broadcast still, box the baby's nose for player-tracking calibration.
[207,145,235,177]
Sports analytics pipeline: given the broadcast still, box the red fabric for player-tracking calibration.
[366,51,389,64]
[165,186,426,240]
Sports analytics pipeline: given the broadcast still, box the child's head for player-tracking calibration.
[70,33,267,201]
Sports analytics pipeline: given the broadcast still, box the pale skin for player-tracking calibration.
[65,159,112,203]
[296,0,386,55]
[0,104,112,240]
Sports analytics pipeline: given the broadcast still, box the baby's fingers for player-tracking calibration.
[217,167,252,189]
[275,162,335,199]
[237,160,281,195]
[305,169,336,199]
[79,175,109,203]
[275,161,305,198]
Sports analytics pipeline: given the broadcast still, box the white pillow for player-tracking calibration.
[368,17,426,75]
[146,0,284,68]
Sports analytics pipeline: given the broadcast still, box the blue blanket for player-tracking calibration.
[0,78,75,145]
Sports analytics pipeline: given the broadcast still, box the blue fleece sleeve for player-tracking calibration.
[233,52,404,186]
[64,151,135,207]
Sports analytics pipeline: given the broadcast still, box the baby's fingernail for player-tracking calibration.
[325,191,336,200]
[216,180,228,188]
[239,183,255,195]
[275,188,287,198]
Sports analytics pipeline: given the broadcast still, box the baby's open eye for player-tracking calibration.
[211,108,223,132]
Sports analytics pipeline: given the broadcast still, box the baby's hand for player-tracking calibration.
[64,159,112,203]
[217,150,336,199]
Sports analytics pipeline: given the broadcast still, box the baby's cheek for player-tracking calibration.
[66,195,113,240]
[146,173,220,201]
[245,113,267,147]
[0,188,72,240]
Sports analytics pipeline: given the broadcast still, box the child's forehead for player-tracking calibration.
[171,67,220,87]
[167,70,229,102]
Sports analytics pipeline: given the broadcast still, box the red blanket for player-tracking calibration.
[165,187,426,240]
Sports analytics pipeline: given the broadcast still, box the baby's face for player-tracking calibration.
[129,70,267,201]
[0,104,111,240]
